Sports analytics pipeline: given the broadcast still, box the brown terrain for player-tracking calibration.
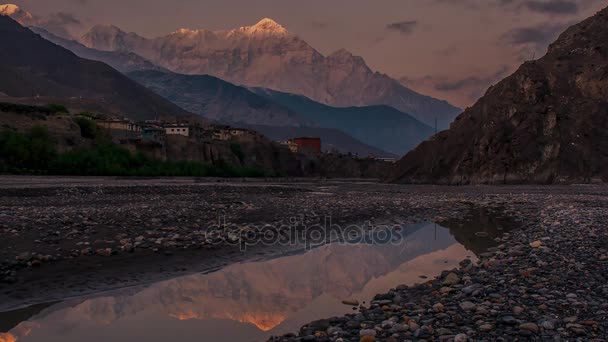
[0,103,391,179]
[0,16,188,121]
[388,6,608,184]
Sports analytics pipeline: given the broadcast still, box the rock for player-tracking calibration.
[478,324,493,332]
[342,299,360,306]
[512,306,524,315]
[408,321,420,331]
[327,326,342,336]
[519,323,539,334]
[436,328,453,335]
[359,329,376,337]
[540,321,555,330]
[530,241,542,248]
[308,319,330,332]
[433,303,445,311]
[360,336,375,342]
[501,316,519,325]
[459,259,472,267]
[459,301,476,311]
[442,272,460,286]
[454,333,468,342]
[96,248,113,257]
[439,287,453,294]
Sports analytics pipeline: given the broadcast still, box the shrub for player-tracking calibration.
[46,103,69,115]
[230,142,245,162]
[0,126,56,173]
[0,127,266,177]
[74,117,100,139]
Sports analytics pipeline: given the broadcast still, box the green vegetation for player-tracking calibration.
[46,103,69,114]
[230,142,245,162]
[74,116,101,139]
[0,102,71,116]
[0,126,266,177]
[0,126,57,174]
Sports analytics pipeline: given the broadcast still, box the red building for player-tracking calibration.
[290,137,321,154]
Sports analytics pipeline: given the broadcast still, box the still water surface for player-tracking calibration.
[0,216,509,342]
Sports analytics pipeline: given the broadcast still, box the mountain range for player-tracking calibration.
[130,70,432,155]
[0,15,188,121]
[80,18,461,129]
[388,6,608,184]
[0,5,452,157]
[250,88,434,155]
[30,27,164,73]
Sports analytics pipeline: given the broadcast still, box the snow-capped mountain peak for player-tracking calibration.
[0,3,34,24]
[242,18,289,35]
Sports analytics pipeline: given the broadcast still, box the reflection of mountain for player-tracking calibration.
[440,209,514,255]
[7,222,496,342]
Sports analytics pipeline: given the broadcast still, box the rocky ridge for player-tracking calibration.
[388,6,608,184]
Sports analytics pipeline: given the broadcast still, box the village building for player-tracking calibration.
[141,127,166,145]
[96,118,143,139]
[286,137,322,154]
[164,124,190,137]
[212,127,257,141]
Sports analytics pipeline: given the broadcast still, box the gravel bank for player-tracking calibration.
[1,177,607,342]
[270,185,608,341]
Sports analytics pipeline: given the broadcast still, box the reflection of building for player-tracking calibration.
[287,137,321,154]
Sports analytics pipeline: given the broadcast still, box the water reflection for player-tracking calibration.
[1,219,509,342]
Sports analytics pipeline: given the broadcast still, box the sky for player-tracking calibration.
[8,0,608,108]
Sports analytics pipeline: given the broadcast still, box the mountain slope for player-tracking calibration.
[30,27,163,73]
[81,19,461,128]
[387,6,608,184]
[128,70,393,156]
[0,15,187,120]
[128,70,309,126]
[251,88,434,155]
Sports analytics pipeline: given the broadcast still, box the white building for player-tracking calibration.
[165,125,189,137]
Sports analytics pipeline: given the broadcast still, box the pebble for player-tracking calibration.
[459,301,476,311]
[519,323,539,334]
[442,272,460,286]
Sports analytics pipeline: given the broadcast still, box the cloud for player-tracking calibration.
[401,65,514,105]
[435,0,582,15]
[37,12,82,38]
[311,20,329,29]
[386,20,418,35]
[502,21,573,45]
[522,0,579,14]
[433,65,511,91]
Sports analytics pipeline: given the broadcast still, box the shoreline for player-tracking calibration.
[271,188,608,341]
